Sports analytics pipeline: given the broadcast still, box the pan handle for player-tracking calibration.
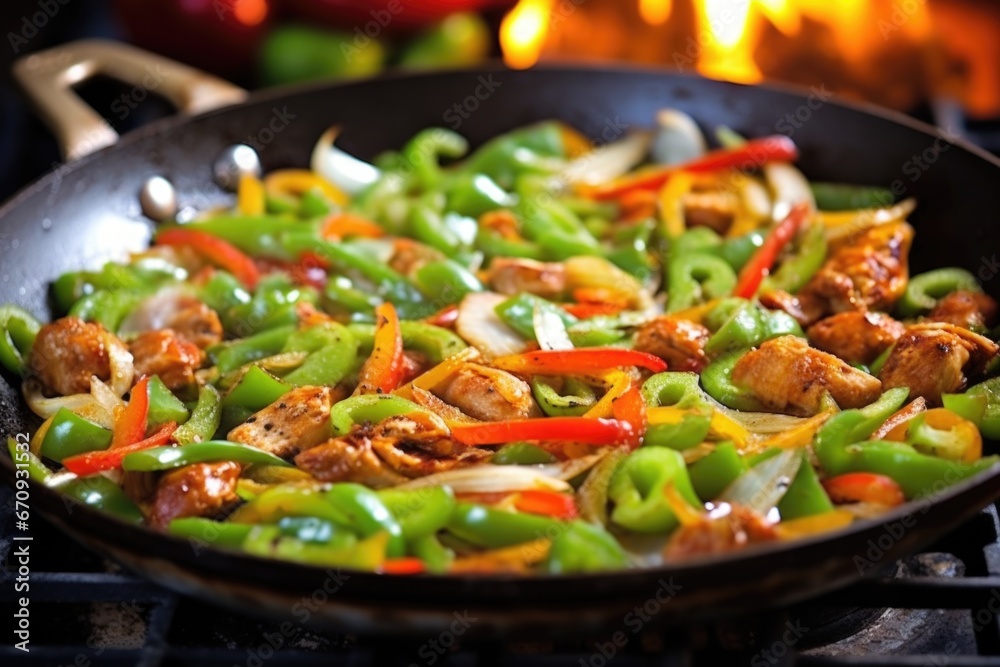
[13,39,247,162]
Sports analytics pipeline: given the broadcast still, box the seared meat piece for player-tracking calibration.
[758,289,818,327]
[664,504,778,560]
[682,189,739,235]
[388,238,443,276]
[438,363,540,421]
[799,222,913,317]
[294,415,489,487]
[731,335,882,416]
[878,323,999,405]
[149,461,240,529]
[486,257,567,300]
[129,329,204,392]
[228,386,333,459]
[927,290,998,332]
[634,316,710,372]
[807,311,905,365]
[165,299,223,348]
[29,316,124,396]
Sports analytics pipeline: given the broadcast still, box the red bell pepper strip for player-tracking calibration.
[733,203,809,299]
[111,376,150,450]
[585,135,799,201]
[355,302,405,395]
[514,490,579,519]
[611,382,647,448]
[63,422,178,476]
[822,473,905,507]
[491,348,667,375]
[425,304,459,328]
[157,228,261,290]
[451,417,634,447]
[380,557,426,575]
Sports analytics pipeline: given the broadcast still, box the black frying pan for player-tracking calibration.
[2,40,1000,637]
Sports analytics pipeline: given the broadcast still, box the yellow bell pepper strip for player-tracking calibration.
[395,346,477,399]
[882,408,983,463]
[708,410,750,449]
[264,169,348,206]
[238,173,266,215]
[750,411,833,453]
[545,520,630,574]
[450,416,635,447]
[822,473,905,507]
[39,408,112,462]
[775,509,854,539]
[321,212,385,239]
[8,436,51,482]
[172,385,222,445]
[157,229,261,290]
[583,372,633,419]
[121,440,292,472]
[62,422,177,476]
[733,203,809,299]
[492,348,668,375]
[583,135,799,201]
[776,451,834,520]
[687,441,746,501]
[354,302,405,396]
[658,171,695,237]
[608,447,701,533]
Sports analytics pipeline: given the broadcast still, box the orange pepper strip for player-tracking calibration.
[111,376,150,450]
[355,302,405,396]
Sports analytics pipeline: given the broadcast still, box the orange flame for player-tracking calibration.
[639,0,673,26]
[501,0,555,69]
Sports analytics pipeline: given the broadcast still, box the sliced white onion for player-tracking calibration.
[119,286,196,335]
[765,162,816,222]
[310,126,381,196]
[561,131,653,186]
[719,448,801,517]
[105,331,134,398]
[455,292,526,360]
[534,450,610,481]
[533,304,573,351]
[651,109,706,165]
[576,447,628,526]
[739,176,773,222]
[23,380,94,419]
[396,465,571,493]
[84,376,122,428]
[712,401,815,435]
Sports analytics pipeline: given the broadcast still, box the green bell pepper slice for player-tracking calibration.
[400,127,469,189]
[58,475,144,524]
[446,173,513,218]
[642,372,714,411]
[491,442,557,465]
[211,325,296,374]
[545,520,630,574]
[897,268,982,318]
[608,447,701,533]
[409,204,464,256]
[243,525,386,570]
[532,377,597,417]
[956,378,1000,439]
[704,298,803,355]
[329,394,434,436]
[160,216,297,259]
[69,289,144,332]
[8,436,51,482]
[410,534,454,573]
[700,350,765,411]
[220,365,291,430]
[146,375,190,429]
[666,253,737,313]
[495,293,577,340]
[0,305,41,376]
[476,227,545,261]
[414,259,483,304]
[760,222,827,294]
[198,270,251,314]
[670,227,765,272]
[277,516,351,544]
[688,441,746,501]
[776,451,834,520]
[643,413,712,451]
[40,408,112,462]
[168,517,254,549]
[809,182,894,211]
[233,484,352,525]
[122,440,292,472]
[326,483,405,558]
[299,188,333,218]
[347,320,467,365]
[173,385,222,445]
[280,322,358,387]
[461,122,564,189]
[942,391,988,427]
[224,276,317,336]
[377,486,456,541]
[447,503,561,549]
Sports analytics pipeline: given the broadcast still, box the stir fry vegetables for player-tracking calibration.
[5,113,1000,576]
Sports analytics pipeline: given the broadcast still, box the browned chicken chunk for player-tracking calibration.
[486,257,567,300]
[634,316,711,372]
[807,311,905,365]
[228,386,333,459]
[294,415,489,487]
[149,461,240,529]
[29,316,124,397]
[927,290,998,332]
[878,323,999,405]
[664,504,778,561]
[438,363,540,421]
[799,222,913,317]
[682,189,739,235]
[758,289,816,327]
[165,299,223,348]
[731,335,883,416]
[129,329,204,392]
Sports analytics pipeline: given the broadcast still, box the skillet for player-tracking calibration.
[3,40,1000,637]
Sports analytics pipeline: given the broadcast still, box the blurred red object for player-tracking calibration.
[114,0,272,76]
[280,0,515,33]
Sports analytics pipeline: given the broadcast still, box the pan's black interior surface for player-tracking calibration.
[3,66,1000,634]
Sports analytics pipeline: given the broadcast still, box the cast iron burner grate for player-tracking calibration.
[4,486,1000,666]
